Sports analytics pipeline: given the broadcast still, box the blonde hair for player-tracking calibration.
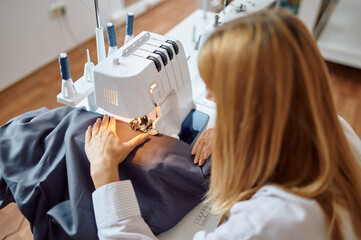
[198,9,361,239]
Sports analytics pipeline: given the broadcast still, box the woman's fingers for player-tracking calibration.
[199,158,205,166]
[192,128,214,165]
[194,139,206,164]
[109,116,117,135]
[198,142,211,166]
[126,133,149,150]
[100,114,110,131]
[120,133,149,163]
[192,130,206,155]
[85,126,92,143]
[93,118,101,135]
[191,141,198,155]
[193,130,209,162]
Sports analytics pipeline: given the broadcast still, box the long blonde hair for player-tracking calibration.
[198,9,361,239]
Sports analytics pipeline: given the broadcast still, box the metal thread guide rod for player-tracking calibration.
[223,0,229,13]
[94,0,106,63]
[84,49,94,83]
[202,0,208,19]
[86,0,105,111]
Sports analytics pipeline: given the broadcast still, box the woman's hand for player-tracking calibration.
[191,128,214,166]
[85,114,149,189]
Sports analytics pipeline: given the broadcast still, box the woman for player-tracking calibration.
[85,9,361,239]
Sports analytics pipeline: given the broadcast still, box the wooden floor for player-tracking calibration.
[0,0,360,238]
[329,62,361,136]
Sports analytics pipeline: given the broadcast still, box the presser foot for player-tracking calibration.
[130,115,159,136]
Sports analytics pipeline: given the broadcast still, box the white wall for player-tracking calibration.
[0,0,114,91]
[317,0,361,69]
[0,0,164,91]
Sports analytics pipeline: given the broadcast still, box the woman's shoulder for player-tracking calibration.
[226,186,329,239]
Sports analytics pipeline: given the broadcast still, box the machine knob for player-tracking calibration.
[112,58,120,65]
[213,15,220,27]
[238,4,247,12]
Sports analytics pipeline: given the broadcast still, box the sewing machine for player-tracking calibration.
[58,31,209,142]
[93,31,198,137]
[57,0,276,139]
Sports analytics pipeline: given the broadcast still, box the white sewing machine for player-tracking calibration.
[93,31,196,136]
[57,30,207,139]
[58,0,209,139]
[57,0,276,137]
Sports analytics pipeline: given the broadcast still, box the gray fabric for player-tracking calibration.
[0,107,210,240]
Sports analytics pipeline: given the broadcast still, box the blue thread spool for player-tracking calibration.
[106,23,117,48]
[59,53,77,99]
[59,53,71,80]
[126,12,134,36]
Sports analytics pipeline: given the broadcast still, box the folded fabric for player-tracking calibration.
[0,107,210,240]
